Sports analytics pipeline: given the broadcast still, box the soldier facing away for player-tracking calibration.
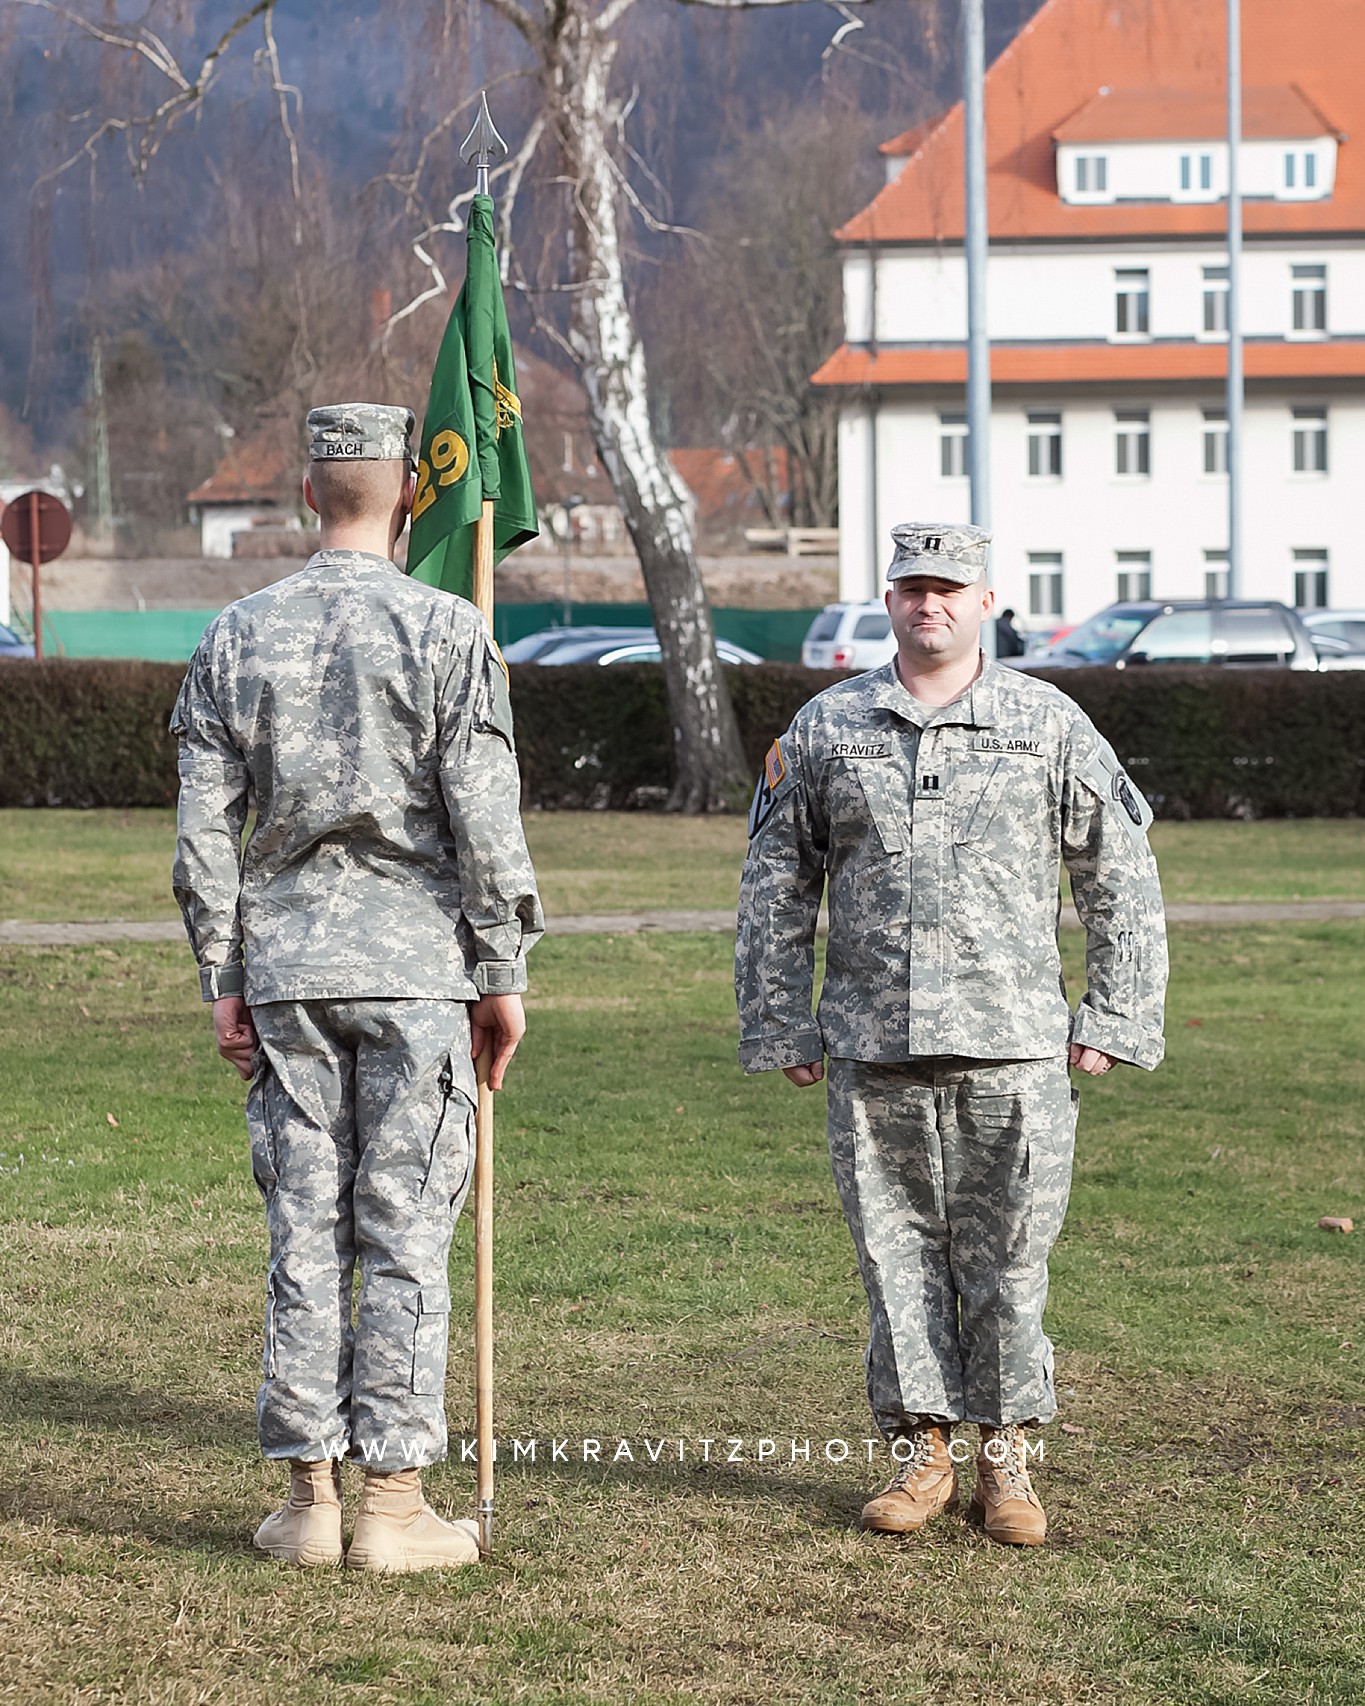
[172,403,543,1572]
[735,522,1167,1546]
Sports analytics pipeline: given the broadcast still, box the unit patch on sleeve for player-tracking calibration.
[765,738,786,789]
[1080,738,1153,842]
[749,737,797,839]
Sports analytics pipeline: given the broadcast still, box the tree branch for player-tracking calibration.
[16,0,277,175]
[257,6,304,248]
[479,0,540,43]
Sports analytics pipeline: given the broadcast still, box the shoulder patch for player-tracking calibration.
[1079,738,1152,842]
[765,738,786,790]
[749,738,796,839]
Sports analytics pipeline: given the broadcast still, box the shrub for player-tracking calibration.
[0,660,185,808]
[2,658,1363,817]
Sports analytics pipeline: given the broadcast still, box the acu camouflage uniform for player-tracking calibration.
[735,651,1167,1434]
[172,406,542,1467]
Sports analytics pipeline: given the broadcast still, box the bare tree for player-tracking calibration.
[653,107,884,532]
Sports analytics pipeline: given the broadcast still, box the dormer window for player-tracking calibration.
[1054,86,1336,206]
[1179,152,1213,193]
[1284,151,1317,190]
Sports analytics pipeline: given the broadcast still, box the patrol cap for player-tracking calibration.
[306,402,415,463]
[886,522,991,585]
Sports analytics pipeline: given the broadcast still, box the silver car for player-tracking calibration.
[1301,610,1365,670]
[801,602,895,671]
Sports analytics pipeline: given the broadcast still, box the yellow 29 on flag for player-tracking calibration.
[407,193,538,601]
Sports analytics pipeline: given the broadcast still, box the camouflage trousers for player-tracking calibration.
[245,999,477,1467]
[826,1055,1077,1434]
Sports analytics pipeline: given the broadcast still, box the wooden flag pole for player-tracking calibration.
[473,496,497,1557]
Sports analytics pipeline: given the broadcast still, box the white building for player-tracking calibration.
[814,0,1365,626]
[187,432,301,558]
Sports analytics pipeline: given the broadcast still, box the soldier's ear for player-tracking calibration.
[302,473,319,516]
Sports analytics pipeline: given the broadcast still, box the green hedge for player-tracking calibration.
[1,658,1364,816]
[0,660,186,808]
[1032,665,1365,819]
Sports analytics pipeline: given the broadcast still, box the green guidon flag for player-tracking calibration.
[407,193,538,599]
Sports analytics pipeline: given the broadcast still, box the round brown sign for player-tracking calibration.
[1,490,73,565]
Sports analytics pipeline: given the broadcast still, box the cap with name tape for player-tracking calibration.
[306,403,415,462]
[886,521,992,585]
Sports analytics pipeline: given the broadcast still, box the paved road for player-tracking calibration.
[4,900,1365,948]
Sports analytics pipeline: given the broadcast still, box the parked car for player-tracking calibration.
[501,625,653,665]
[801,602,895,671]
[0,620,34,659]
[539,631,763,667]
[1013,600,1324,672]
[505,625,762,667]
[1300,609,1365,670]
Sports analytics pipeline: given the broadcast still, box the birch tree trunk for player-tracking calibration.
[544,7,749,814]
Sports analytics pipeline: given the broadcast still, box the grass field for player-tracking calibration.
[4,808,1365,922]
[2,812,1364,1703]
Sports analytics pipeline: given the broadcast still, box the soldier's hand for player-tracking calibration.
[470,993,526,1091]
[213,996,258,1081]
[783,1062,825,1088]
[1069,1044,1116,1076]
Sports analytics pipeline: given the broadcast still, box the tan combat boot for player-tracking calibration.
[860,1422,958,1534]
[253,1459,344,1567]
[344,1468,481,1573]
[971,1424,1047,1547]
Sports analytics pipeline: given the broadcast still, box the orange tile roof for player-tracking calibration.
[187,434,295,505]
[669,447,789,526]
[1053,83,1340,145]
[880,120,937,159]
[839,0,1365,244]
[812,340,1365,388]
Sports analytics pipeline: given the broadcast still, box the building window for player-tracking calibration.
[1292,406,1328,474]
[1180,152,1214,194]
[1074,155,1108,194]
[1026,412,1062,478]
[1204,549,1229,600]
[1116,551,1152,602]
[1291,264,1327,334]
[1114,410,1151,476]
[1028,553,1063,617]
[1284,151,1319,191]
[1202,265,1229,336]
[1293,549,1329,610]
[1114,269,1150,338]
[1202,408,1228,475]
[939,412,968,478]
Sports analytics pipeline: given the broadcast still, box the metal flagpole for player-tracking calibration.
[1225,0,1243,599]
[963,0,995,654]
[460,88,508,1560]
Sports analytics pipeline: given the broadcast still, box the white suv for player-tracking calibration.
[801,601,896,671]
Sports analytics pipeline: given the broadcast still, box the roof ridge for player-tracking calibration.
[1288,78,1347,142]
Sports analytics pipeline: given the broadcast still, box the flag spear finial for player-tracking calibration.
[461,90,508,197]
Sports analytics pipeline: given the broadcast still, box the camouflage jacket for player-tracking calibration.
[171,550,543,1004]
[735,657,1167,1072]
